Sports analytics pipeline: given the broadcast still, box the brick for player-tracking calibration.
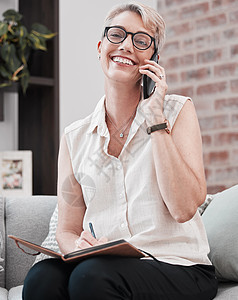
[214,63,238,77]
[204,150,229,165]
[194,98,214,114]
[199,115,229,131]
[181,67,210,82]
[197,82,227,95]
[161,41,180,54]
[215,166,238,181]
[168,86,194,98]
[196,14,226,30]
[207,184,227,194]
[164,57,180,69]
[166,73,179,84]
[231,79,238,92]
[230,10,238,23]
[212,0,238,9]
[223,28,238,39]
[167,22,193,38]
[180,54,194,66]
[214,132,238,146]
[180,3,209,19]
[197,49,223,64]
[232,149,238,162]
[183,38,194,49]
[196,35,211,48]
[215,97,238,110]
[232,114,238,126]
[231,45,238,58]
[165,0,190,7]
[202,135,212,146]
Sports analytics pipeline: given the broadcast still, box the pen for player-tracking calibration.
[89,222,96,239]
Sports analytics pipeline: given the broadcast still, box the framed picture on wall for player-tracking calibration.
[0,151,32,196]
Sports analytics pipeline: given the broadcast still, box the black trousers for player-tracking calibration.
[22,256,218,300]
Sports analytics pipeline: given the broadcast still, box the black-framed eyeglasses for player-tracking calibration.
[104,26,156,51]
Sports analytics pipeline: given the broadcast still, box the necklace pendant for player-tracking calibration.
[120,133,124,138]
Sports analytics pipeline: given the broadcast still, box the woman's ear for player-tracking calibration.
[97,41,102,59]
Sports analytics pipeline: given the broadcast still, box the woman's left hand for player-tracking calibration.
[139,59,168,125]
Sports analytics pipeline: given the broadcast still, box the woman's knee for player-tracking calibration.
[68,257,130,300]
[23,259,71,300]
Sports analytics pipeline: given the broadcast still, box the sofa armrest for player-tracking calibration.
[5,196,57,290]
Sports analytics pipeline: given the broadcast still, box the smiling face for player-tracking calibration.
[98,11,156,86]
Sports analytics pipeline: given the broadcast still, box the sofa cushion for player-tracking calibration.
[0,197,5,288]
[0,287,8,300]
[33,205,60,265]
[8,285,23,300]
[215,282,238,299]
[5,196,57,290]
[202,184,238,282]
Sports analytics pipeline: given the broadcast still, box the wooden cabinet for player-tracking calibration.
[18,0,59,195]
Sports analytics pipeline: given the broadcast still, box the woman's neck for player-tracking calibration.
[104,80,141,127]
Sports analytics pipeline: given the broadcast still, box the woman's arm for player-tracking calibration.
[56,134,107,254]
[56,134,86,254]
[140,60,207,223]
[151,100,207,223]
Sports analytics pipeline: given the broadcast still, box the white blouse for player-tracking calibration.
[65,94,211,266]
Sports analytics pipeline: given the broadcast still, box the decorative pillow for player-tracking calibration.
[198,194,213,215]
[202,184,238,282]
[33,205,61,265]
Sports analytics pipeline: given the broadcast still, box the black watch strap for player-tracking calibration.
[147,119,170,135]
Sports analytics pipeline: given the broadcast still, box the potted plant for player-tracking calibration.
[0,9,56,93]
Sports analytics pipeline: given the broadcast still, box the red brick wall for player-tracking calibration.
[157,0,238,193]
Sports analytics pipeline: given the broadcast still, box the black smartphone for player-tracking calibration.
[143,52,158,99]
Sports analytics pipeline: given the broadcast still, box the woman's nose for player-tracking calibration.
[118,35,134,52]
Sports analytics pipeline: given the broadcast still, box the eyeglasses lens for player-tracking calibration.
[107,27,152,50]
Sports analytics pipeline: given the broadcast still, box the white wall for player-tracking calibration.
[59,0,155,135]
[0,0,19,151]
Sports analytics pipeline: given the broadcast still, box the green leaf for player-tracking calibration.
[20,68,30,94]
[31,23,51,34]
[3,9,22,23]
[0,22,8,36]
[0,65,12,79]
[0,81,11,88]
[0,43,21,72]
[28,33,47,51]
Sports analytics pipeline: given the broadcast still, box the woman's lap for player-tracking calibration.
[22,256,218,300]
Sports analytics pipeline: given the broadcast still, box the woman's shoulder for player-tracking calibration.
[164,94,192,106]
[64,113,93,135]
[164,94,193,129]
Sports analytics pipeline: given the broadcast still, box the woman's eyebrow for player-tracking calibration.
[112,25,151,35]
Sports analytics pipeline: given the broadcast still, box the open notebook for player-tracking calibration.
[8,235,145,263]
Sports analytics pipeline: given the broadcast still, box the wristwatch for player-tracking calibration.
[147,119,171,135]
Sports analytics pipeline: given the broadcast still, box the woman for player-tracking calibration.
[23,2,218,299]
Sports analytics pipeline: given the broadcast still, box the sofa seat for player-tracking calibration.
[215,282,238,299]
[0,285,23,300]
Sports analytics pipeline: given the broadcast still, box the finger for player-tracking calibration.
[139,65,166,79]
[75,238,92,249]
[98,236,108,244]
[144,59,165,70]
[139,68,162,83]
[80,230,97,245]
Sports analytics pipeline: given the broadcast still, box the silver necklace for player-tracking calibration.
[105,108,137,138]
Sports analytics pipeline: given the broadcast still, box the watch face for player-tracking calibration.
[147,127,152,134]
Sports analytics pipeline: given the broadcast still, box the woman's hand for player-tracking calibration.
[139,59,168,125]
[74,230,108,251]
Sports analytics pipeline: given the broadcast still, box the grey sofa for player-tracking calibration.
[0,190,237,299]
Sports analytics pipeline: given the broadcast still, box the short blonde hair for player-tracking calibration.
[102,2,166,52]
